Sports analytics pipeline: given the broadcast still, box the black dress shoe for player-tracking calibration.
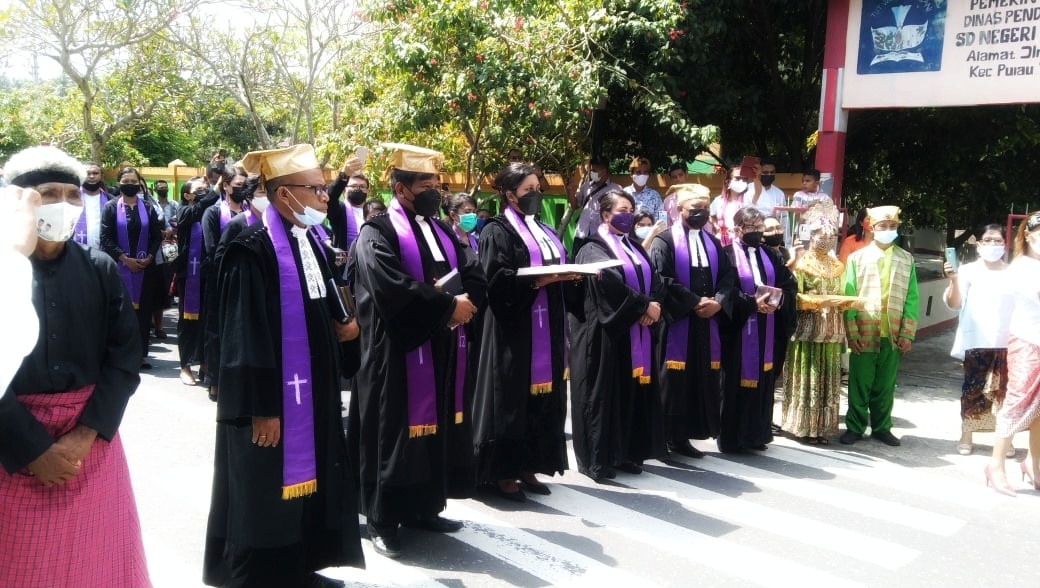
[498,486,527,502]
[307,573,346,587]
[521,480,551,495]
[750,444,768,451]
[616,462,643,474]
[668,440,705,459]
[582,466,615,482]
[405,515,463,533]
[370,533,403,558]
[840,431,862,445]
[871,430,901,446]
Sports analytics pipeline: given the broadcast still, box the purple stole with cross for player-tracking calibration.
[183,223,204,320]
[503,206,567,394]
[596,223,653,384]
[666,223,722,371]
[732,241,777,387]
[388,198,465,437]
[74,190,108,245]
[263,204,318,499]
[115,197,149,309]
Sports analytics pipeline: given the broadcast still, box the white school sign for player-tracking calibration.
[842,0,1040,108]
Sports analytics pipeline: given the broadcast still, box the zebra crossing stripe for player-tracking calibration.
[525,481,866,588]
[623,461,920,570]
[696,453,966,536]
[761,443,1000,510]
[442,502,659,587]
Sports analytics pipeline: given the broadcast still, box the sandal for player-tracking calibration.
[816,437,830,445]
[799,436,819,445]
[956,443,972,456]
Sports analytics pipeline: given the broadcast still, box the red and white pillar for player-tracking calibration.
[816,0,851,207]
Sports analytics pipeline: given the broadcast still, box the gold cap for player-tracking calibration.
[239,144,321,182]
[668,183,712,206]
[867,205,901,224]
[382,142,444,175]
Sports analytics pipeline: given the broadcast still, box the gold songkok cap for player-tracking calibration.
[867,205,901,224]
[381,142,445,175]
[668,183,712,205]
[239,144,320,181]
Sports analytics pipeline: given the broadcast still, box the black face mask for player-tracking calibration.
[684,208,709,230]
[155,188,169,198]
[118,184,139,197]
[517,190,542,216]
[192,189,208,201]
[741,231,763,247]
[759,174,776,187]
[412,188,443,218]
[347,188,367,206]
[229,187,248,204]
[82,181,102,192]
[763,234,784,247]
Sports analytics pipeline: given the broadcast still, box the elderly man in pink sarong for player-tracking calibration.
[0,146,150,587]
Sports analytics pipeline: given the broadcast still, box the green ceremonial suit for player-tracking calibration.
[843,242,919,435]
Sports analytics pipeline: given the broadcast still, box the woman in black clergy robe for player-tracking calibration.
[473,163,579,502]
[570,189,667,482]
[648,184,737,456]
[718,206,797,453]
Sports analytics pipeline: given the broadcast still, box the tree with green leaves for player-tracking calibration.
[3,0,201,164]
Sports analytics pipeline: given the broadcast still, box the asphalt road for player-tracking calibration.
[122,312,1040,587]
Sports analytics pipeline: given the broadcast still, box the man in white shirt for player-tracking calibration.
[572,156,622,252]
[745,158,787,217]
[623,156,663,220]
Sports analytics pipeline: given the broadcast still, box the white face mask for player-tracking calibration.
[589,171,601,183]
[631,174,649,187]
[250,196,270,214]
[634,226,652,240]
[874,229,899,245]
[728,179,748,193]
[35,202,83,242]
[977,244,1005,263]
[287,192,327,226]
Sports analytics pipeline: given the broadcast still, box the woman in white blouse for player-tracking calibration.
[944,224,1013,456]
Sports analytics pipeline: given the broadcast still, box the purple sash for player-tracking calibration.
[468,231,479,252]
[115,198,149,309]
[242,208,258,226]
[343,202,360,248]
[596,223,652,384]
[666,224,721,371]
[182,223,203,320]
[388,198,464,436]
[503,207,567,394]
[74,190,108,245]
[732,241,777,387]
[263,204,317,499]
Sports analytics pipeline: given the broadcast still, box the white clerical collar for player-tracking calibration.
[415,215,446,262]
[290,225,308,238]
[524,215,556,261]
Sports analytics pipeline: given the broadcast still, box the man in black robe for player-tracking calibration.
[174,178,219,387]
[348,143,486,558]
[719,206,797,453]
[649,184,737,457]
[203,144,363,588]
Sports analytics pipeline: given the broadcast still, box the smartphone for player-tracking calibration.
[355,146,369,164]
[945,247,958,273]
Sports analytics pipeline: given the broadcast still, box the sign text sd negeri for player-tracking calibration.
[958,0,1040,77]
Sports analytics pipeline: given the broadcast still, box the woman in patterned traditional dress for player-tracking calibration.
[781,201,861,444]
[986,212,1040,496]
[943,224,1013,456]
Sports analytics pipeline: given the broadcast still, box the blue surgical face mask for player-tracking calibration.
[474,218,487,231]
[874,229,898,245]
[634,226,652,240]
[458,212,477,233]
[287,191,327,226]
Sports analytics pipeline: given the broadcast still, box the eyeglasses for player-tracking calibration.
[283,184,328,194]
[742,224,766,232]
[978,239,1005,245]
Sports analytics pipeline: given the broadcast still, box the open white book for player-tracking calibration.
[516,259,625,277]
